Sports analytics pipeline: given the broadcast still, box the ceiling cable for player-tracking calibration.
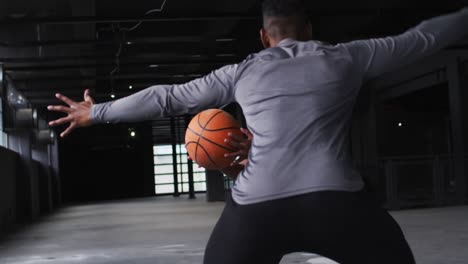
[121,0,168,32]
[108,0,168,98]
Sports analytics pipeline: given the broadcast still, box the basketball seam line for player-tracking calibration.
[201,126,240,132]
[186,141,200,166]
[194,143,218,170]
[194,114,202,164]
[187,127,238,152]
[195,109,223,169]
[197,109,224,130]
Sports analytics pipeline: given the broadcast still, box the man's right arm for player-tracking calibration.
[342,8,468,81]
[48,64,239,137]
[91,64,238,124]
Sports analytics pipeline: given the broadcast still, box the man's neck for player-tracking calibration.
[271,37,299,47]
[270,37,293,47]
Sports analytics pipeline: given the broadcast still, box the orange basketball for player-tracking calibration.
[185,109,243,170]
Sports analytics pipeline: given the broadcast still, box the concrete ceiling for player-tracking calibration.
[0,0,467,142]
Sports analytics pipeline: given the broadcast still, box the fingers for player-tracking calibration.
[240,128,253,140]
[224,137,243,149]
[48,116,72,127]
[224,151,243,158]
[225,130,252,149]
[238,159,249,166]
[230,157,241,166]
[225,128,252,167]
[230,156,247,167]
[83,89,95,104]
[60,123,76,138]
[47,105,72,114]
[225,151,247,167]
[56,93,76,106]
[228,132,245,142]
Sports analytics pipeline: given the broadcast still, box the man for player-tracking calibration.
[49,1,467,263]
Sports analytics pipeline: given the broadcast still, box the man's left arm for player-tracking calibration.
[342,8,468,81]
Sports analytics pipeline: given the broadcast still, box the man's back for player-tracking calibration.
[232,39,364,204]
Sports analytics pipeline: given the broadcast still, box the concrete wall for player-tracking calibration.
[0,143,61,240]
[0,147,18,237]
[32,145,53,213]
[1,97,62,240]
[8,132,40,221]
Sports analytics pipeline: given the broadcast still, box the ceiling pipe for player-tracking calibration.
[11,72,206,82]
[0,7,459,26]
[0,36,246,48]
[0,15,259,26]
[5,61,229,71]
[34,129,56,145]
[15,108,38,129]
[0,53,243,63]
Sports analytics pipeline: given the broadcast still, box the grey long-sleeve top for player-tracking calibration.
[92,9,468,204]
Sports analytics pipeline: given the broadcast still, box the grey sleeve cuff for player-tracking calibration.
[90,103,106,124]
[90,104,98,124]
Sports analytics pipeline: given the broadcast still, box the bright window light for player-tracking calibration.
[0,100,7,148]
[153,144,206,195]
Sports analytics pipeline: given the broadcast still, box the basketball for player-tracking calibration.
[185,109,243,170]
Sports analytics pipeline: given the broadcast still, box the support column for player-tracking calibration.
[170,117,180,197]
[185,115,196,199]
[361,86,381,198]
[9,131,40,221]
[0,63,3,97]
[205,170,225,202]
[385,160,399,209]
[49,136,61,207]
[432,156,444,206]
[447,58,467,204]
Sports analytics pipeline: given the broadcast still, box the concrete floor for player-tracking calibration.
[0,195,467,264]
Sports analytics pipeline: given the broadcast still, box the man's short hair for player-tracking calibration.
[261,0,310,39]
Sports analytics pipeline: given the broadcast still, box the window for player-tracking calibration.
[0,100,7,148]
[153,144,207,195]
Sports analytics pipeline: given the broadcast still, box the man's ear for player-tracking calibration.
[260,28,271,48]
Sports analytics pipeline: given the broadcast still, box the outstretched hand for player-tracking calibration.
[47,89,95,138]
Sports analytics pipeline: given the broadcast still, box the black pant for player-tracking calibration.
[204,190,415,264]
